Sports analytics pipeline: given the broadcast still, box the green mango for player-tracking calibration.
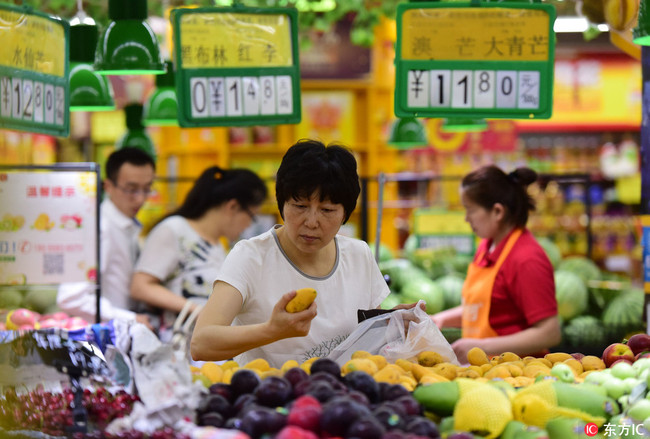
[501,420,549,439]
[412,381,459,417]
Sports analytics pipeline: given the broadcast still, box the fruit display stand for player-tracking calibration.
[4,315,650,439]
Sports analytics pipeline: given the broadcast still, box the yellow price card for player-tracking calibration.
[179,12,293,69]
[0,8,65,76]
[401,7,551,62]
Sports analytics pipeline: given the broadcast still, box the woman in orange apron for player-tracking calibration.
[432,165,561,364]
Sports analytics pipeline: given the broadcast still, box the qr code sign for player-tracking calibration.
[43,253,63,275]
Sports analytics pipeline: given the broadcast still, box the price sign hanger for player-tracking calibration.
[0,4,70,136]
[171,4,301,127]
[395,0,556,120]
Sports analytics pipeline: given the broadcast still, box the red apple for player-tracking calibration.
[39,311,68,322]
[610,358,634,367]
[7,308,39,329]
[627,333,650,356]
[635,351,650,361]
[63,317,88,331]
[602,342,636,368]
[571,352,585,362]
[38,318,60,329]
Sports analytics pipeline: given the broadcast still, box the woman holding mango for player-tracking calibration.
[191,139,419,368]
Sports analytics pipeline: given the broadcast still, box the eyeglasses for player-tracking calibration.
[114,185,153,197]
[243,207,257,222]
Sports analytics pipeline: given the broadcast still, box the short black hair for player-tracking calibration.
[171,166,268,219]
[275,139,360,223]
[105,147,156,182]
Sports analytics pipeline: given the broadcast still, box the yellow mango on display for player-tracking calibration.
[467,347,490,366]
[544,352,573,364]
[498,352,521,363]
[200,362,223,383]
[280,359,300,372]
[351,350,372,359]
[417,350,445,367]
[300,356,320,373]
[285,288,317,313]
[244,358,271,372]
[341,358,379,376]
[369,354,388,370]
[581,355,606,371]
[373,364,404,384]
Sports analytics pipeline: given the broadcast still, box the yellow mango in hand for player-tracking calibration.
[285,288,317,313]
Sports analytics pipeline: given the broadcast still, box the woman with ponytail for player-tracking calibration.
[431,165,561,363]
[130,166,267,338]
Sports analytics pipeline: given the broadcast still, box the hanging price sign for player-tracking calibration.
[395,1,555,120]
[171,6,301,127]
[0,4,69,136]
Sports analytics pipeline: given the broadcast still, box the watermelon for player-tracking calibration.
[400,277,445,314]
[554,270,589,321]
[602,287,644,340]
[536,236,562,269]
[557,256,602,284]
[380,293,402,310]
[379,259,429,293]
[436,273,465,309]
[0,290,23,310]
[587,272,630,311]
[449,253,473,275]
[369,242,395,262]
[562,315,607,348]
[22,287,58,314]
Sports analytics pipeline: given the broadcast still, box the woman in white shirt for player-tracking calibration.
[130,166,267,336]
[190,139,419,368]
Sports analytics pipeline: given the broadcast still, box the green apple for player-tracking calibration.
[610,361,637,380]
[578,382,609,397]
[628,399,650,422]
[644,416,650,432]
[633,357,650,373]
[603,376,626,399]
[584,370,613,386]
[551,362,576,383]
[623,377,642,393]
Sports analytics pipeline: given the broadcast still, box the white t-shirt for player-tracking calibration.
[217,225,390,368]
[57,198,140,323]
[136,216,227,323]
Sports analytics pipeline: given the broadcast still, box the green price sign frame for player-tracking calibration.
[412,208,476,255]
[395,1,556,120]
[0,4,70,137]
[171,6,302,128]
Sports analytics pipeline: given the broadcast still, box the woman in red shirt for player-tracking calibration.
[431,165,561,363]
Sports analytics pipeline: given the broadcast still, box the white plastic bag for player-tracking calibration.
[327,300,458,366]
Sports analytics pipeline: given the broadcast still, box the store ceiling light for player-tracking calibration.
[634,0,650,45]
[387,117,428,149]
[553,16,609,33]
[69,24,115,112]
[94,0,166,75]
[441,118,487,133]
[144,61,178,126]
[116,103,157,160]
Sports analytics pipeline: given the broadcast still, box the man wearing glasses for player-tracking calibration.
[58,147,154,326]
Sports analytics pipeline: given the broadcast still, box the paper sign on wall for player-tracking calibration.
[0,168,98,285]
